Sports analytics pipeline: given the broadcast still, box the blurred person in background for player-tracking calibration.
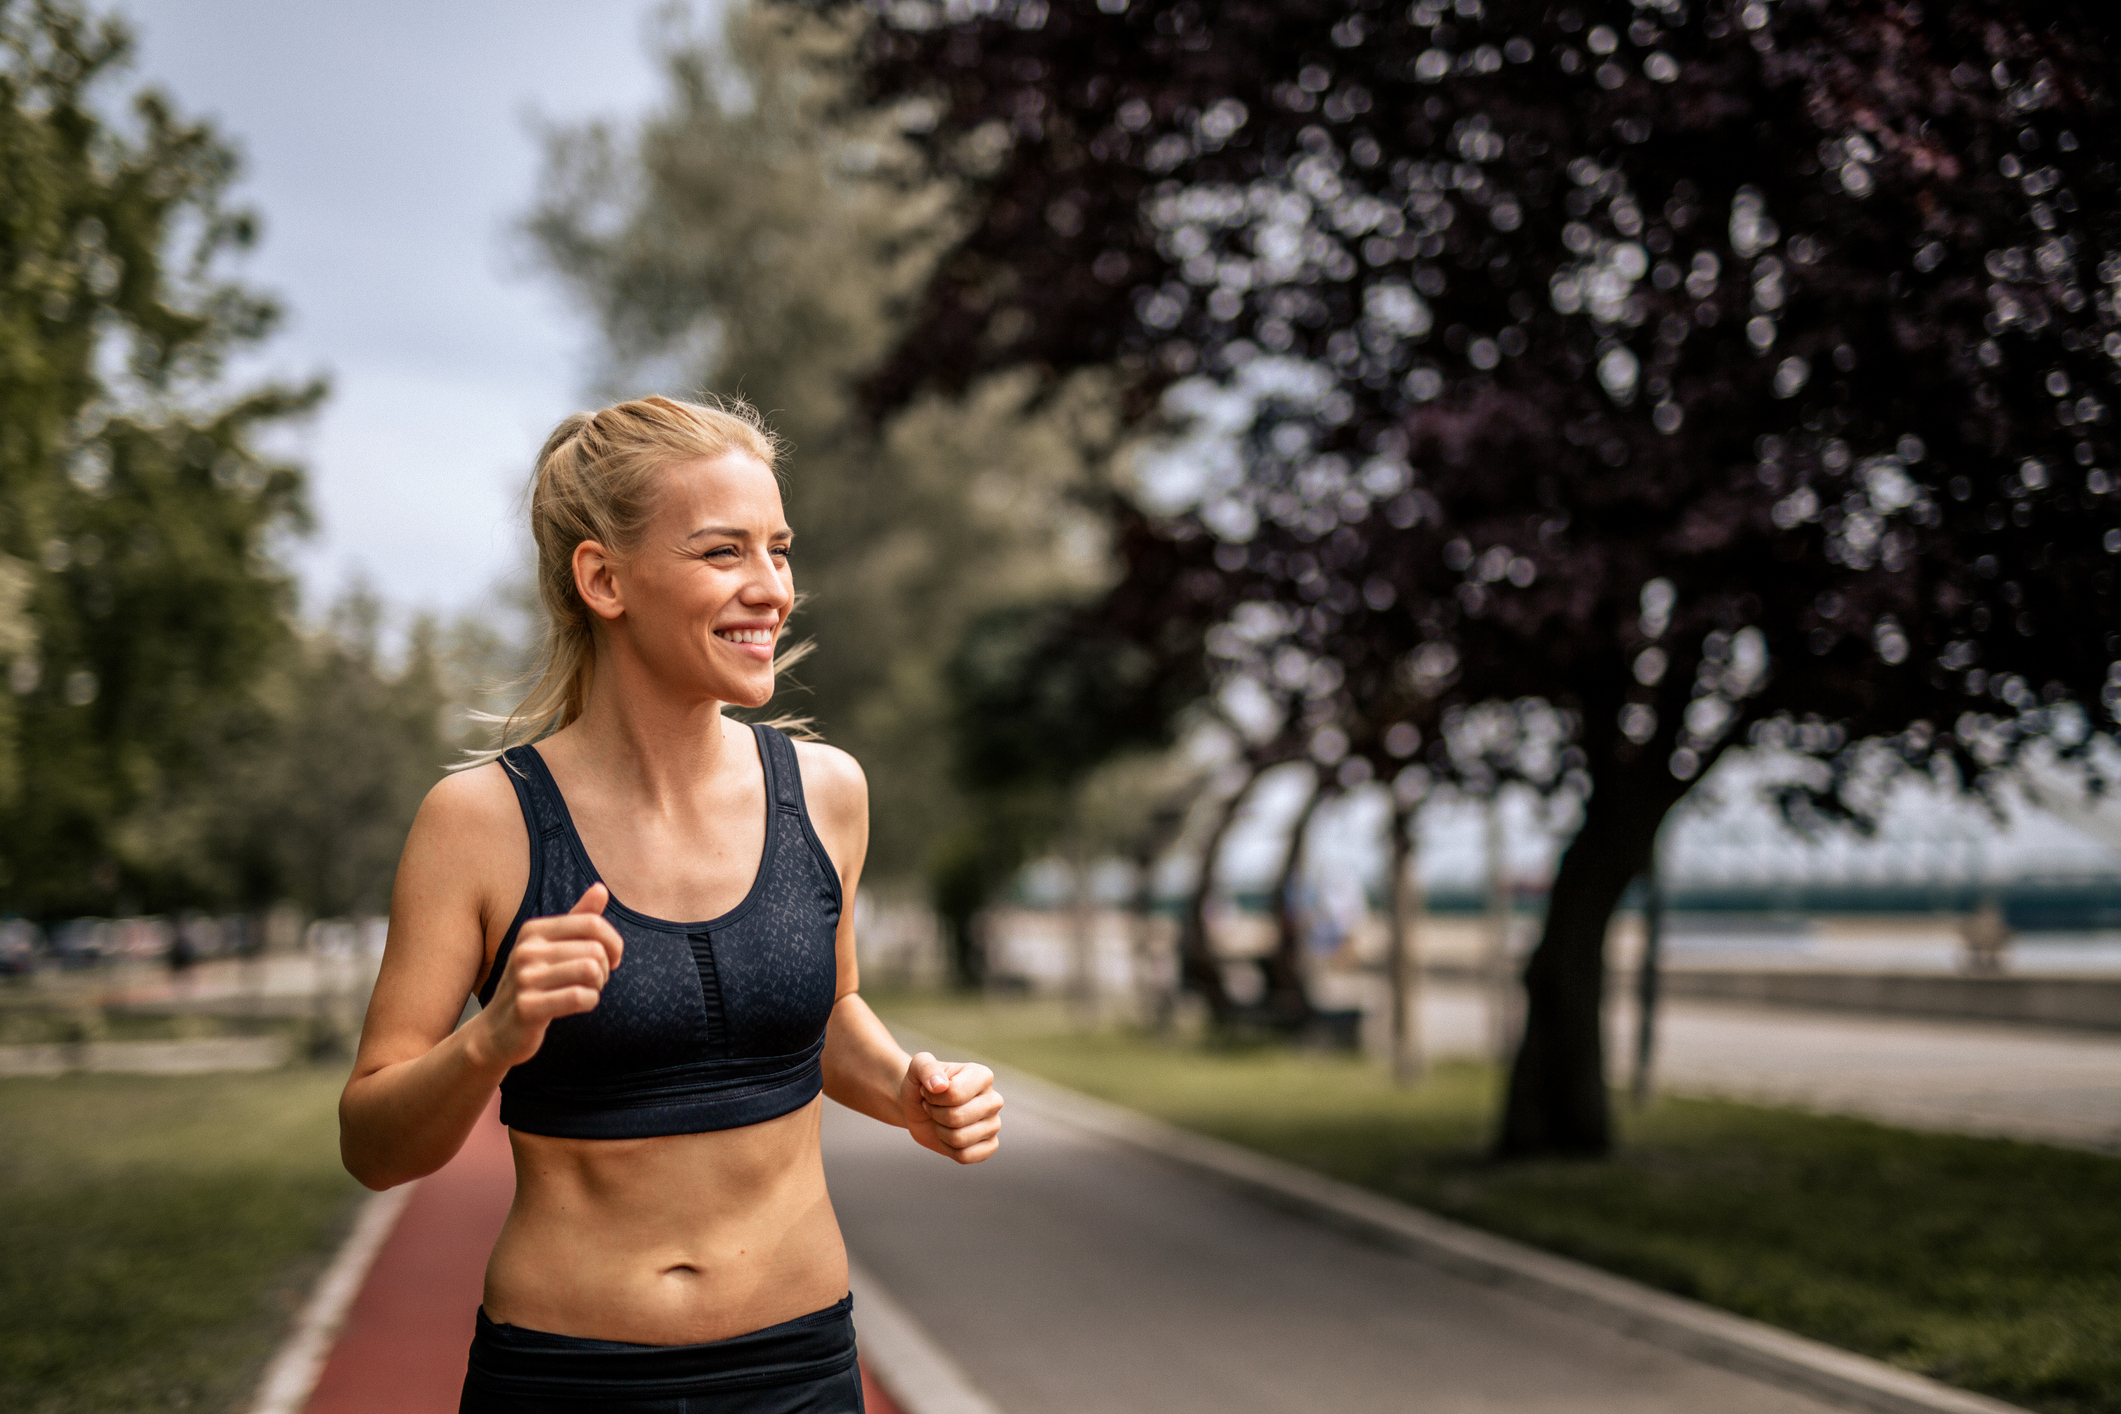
[338,395,1003,1413]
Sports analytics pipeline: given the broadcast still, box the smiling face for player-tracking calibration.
[583,450,794,710]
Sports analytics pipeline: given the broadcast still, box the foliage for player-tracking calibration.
[0,1068,362,1414]
[947,512,1209,790]
[853,0,2121,1151]
[0,0,323,918]
[113,590,510,918]
[882,994,2121,1414]
[526,2,1115,896]
[929,502,1217,979]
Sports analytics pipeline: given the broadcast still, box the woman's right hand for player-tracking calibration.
[474,882,623,1068]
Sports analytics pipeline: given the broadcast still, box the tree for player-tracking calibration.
[854,0,2121,1153]
[115,590,505,920]
[935,506,1210,980]
[527,2,1116,910]
[0,0,323,917]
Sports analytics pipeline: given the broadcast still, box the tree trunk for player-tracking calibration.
[1264,768,1327,1026]
[1181,769,1262,1020]
[941,908,985,990]
[1066,831,1098,1028]
[1386,802,1423,1083]
[1482,793,1515,1064]
[1630,851,1666,1108]
[1131,844,1171,1029]
[1496,757,1693,1157]
[1129,796,1193,1029]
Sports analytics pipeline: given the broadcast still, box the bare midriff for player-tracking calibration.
[481,1096,847,1345]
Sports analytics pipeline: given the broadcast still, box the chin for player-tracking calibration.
[724,677,778,711]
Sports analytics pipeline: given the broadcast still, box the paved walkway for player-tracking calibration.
[291,1090,1863,1414]
[278,988,2113,1411]
[1617,995,2121,1151]
[822,1098,1848,1414]
[1366,981,2121,1151]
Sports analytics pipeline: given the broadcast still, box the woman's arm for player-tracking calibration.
[337,766,624,1190]
[802,741,1002,1164]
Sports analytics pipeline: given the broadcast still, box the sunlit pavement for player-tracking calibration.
[822,1097,1847,1414]
[1386,982,2121,1152]
[1616,995,2121,1151]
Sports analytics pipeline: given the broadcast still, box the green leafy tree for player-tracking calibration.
[0,0,321,917]
[527,1,1113,901]
[117,590,507,920]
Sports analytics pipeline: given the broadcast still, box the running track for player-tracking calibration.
[301,1096,903,1414]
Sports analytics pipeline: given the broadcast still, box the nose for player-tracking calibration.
[740,545,794,615]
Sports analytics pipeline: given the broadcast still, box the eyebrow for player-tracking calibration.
[683,526,794,542]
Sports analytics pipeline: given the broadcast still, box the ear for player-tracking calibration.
[574,540,625,623]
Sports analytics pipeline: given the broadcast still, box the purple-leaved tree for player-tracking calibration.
[854,0,2121,1154]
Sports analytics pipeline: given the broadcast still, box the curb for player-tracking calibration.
[247,1183,418,1414]
[849,1258,1005,1414]
[894,1024,2031,1414]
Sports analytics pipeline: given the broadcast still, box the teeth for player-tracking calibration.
[718,628,774,645]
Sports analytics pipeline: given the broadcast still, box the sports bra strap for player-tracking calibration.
[502,745,571,841]
[756,724,804,815]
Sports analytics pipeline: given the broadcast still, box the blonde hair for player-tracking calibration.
[461,394,814,767]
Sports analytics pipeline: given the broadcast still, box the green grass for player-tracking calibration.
[882,994,2121,1414]
[0,1067,365,1414]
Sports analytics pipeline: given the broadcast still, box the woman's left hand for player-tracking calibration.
[899,1052,1003,1164]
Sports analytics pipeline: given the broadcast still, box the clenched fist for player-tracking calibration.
[899,1051,1003,1164]
[473,882,623,1069]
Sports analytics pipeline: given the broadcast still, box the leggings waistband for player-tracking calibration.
[465,1295,856,1400]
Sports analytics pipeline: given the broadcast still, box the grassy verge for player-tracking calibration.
[0,1008,300,1045]
[880,994,2120,1414]
[0,1066,364,1414]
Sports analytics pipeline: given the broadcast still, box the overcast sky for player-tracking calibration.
[114,0,686,623]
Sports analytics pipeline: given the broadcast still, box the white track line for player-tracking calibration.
[850,1257,1005,1414]
[247,1182,418,1414]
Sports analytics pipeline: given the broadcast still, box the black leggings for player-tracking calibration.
[459,1295,863,1413]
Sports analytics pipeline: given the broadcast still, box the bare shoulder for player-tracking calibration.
[403,760,526,869]
[792,739,868,836]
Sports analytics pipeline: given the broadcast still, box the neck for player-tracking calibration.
[553,639,742,809]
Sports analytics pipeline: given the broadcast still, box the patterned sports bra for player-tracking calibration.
[476,725,842,1139]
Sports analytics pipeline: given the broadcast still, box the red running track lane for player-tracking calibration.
[306,1095,515,1414]
[302,1094,906,1414]
[862,1363,908,1414]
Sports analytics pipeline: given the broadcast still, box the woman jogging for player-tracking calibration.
[338,395,1002,1413]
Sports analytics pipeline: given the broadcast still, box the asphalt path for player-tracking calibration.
[1386,981,2121,1152]
[822,1098,1845,1414]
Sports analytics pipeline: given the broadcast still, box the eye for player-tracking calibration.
[702,545,739,561]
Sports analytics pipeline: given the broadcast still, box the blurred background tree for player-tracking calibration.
[0,0,324,917]
[525,2,1122,960]
[1,1,515,927]
[113,590,516,920]
[854,0,2121,1153]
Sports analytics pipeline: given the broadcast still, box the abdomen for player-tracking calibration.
[482,1097,848,1344]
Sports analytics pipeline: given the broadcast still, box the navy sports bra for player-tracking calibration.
[477,725,842,1139]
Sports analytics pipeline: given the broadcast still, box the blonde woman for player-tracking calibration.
[340,396,1002,1412]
